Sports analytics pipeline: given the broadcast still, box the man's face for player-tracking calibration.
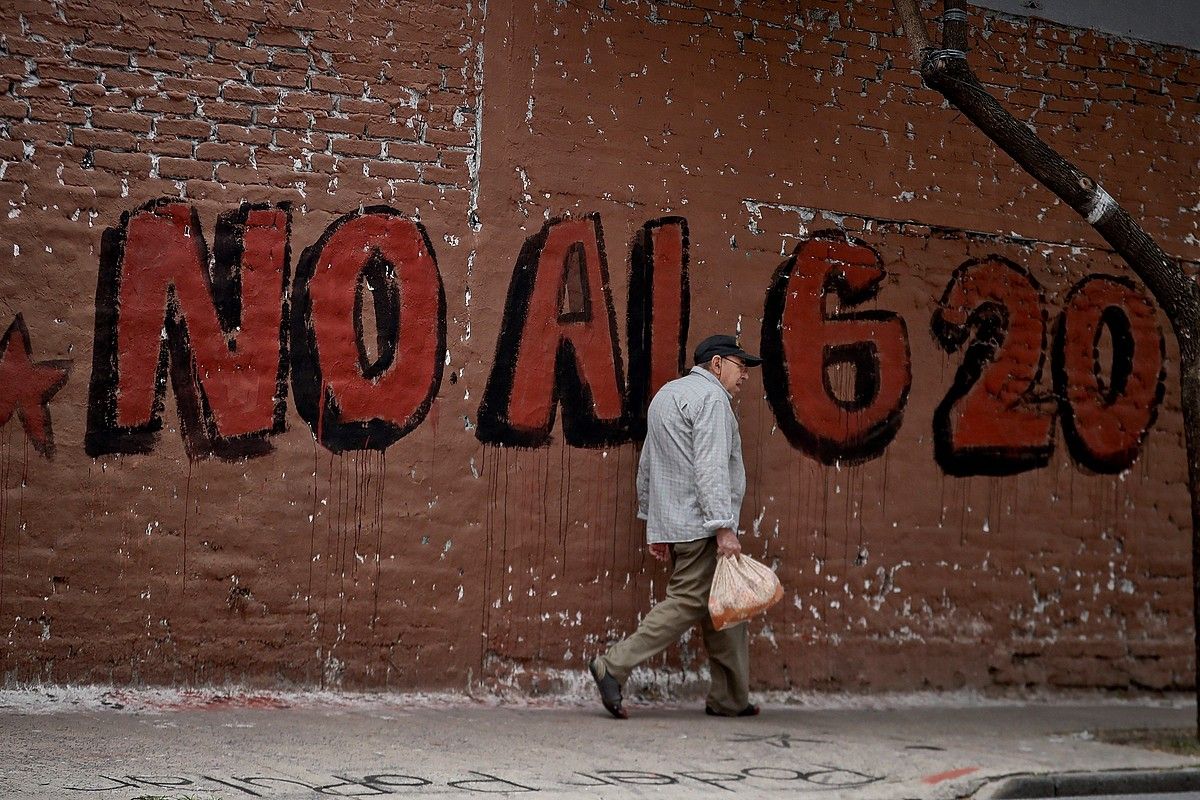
[712,355,749,395]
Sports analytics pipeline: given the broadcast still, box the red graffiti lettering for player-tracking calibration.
[761,231,911,464]
[1054,275,1165,473]
[477,214,627,447]
[291,208,445,452]
[86,200,290,459]
[932,257,1056,475]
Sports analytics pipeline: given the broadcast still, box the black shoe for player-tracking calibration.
[588,658,627,719]
[705,703,760,717]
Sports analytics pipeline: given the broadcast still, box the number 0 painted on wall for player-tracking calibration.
[1053,275,1166,474]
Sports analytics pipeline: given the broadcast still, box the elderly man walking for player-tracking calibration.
[589,334,762,719]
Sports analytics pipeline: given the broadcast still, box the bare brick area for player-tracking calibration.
[0,0,481,218]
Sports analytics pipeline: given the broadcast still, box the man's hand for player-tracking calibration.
[648,542,670,562]
[715,528,742,558]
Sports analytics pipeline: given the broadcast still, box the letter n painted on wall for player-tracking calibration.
[290,207,446,453]
[86,200,291,459]
[477,214,628,448]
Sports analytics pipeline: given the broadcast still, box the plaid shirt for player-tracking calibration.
[636,366,746,544]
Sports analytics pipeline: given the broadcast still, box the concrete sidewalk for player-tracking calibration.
[2,687,1198,799]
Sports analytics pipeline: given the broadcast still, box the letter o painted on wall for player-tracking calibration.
[291,207,446,452]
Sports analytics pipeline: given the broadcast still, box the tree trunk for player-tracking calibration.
[892,0,1200,732]
[1181,343,1200,733]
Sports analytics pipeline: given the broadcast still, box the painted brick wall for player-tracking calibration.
[0,0,1196,694]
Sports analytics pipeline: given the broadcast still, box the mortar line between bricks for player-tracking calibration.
[742,199,1200,266]
[466,7,486,232]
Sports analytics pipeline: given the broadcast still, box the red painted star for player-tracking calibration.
[0,315,70,458]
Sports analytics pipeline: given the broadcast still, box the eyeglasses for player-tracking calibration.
[720,356,748,374]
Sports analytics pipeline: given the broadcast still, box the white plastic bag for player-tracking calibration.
[708,554,783,630]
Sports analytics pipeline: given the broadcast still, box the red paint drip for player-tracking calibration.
[922,767,980,785]
[105,690,292,711]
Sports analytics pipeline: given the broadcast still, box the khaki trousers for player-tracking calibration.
[595,536,750,714]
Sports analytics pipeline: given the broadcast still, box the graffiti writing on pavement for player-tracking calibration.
[60,763,882,795]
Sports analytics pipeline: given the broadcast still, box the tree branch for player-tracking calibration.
[893,0,1198,346]
[891,0,931,59]
[921,56,1198,343]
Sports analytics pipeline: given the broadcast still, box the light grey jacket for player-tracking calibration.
[636,366,746,544]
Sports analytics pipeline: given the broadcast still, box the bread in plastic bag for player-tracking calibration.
[708,553,784,630]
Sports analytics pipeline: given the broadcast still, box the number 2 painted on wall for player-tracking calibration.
[932,259,1165,476]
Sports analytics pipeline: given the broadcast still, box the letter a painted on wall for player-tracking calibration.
[86,200,291,460]
[477,214,628,448]
[291,207,446,453]
[761,231,911,465]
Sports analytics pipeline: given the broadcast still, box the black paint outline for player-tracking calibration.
[557,241,594,324]
[625,216,690,441]
[353,251,401,381]
[761,229,911,465]
[931,255,1056,477]
[85,199,292,460]
[476,213,629,448]
[290,206,446,454]
[821,341,880,412]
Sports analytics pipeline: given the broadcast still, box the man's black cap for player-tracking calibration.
[693,334,763,367]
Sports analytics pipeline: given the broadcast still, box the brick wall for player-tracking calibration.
[0,0,480,216]
[0,0,1196,694]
